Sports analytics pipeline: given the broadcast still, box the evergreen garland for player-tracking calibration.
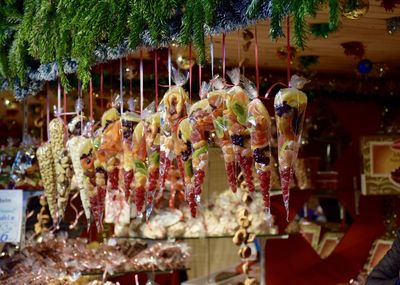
[0,0,340,100]
[247,0,340,48]
[310,23,338,38]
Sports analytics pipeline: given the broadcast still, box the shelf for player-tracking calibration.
[81,268,189,277]
[111,233,289,241]
[0,188,43,192]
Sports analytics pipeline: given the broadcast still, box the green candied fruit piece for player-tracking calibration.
[134,160,147,175]
[93,138,101,150]
[149,152,160,166]
[232,101,247,125]
[193,145,208,159]
[214,117,227,139]
[184,159,193,177]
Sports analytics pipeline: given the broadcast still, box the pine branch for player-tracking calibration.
[193,0,206,64]
[109,0,129,47]
[246,0,262,19]
[8,31,27,83]
[128,0,145,49]
[202,0,215,25]
[328,0,340,30]
[292,1,308,49]
[179,0,193,45]
[0,46,10,77]
[270,0,285,39]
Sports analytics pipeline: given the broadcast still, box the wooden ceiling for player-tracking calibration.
[206,2,400,76]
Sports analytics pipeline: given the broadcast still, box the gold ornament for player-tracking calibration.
[341,0,369,19]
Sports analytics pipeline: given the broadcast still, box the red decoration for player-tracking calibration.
[341,41,365,58]
[276,46,297,61]
[379,0,400,11]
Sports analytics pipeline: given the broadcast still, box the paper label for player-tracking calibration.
[0,190,23,243]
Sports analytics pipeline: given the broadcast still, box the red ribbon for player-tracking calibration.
[199,64,202,92]
[109,65,113,104]
[129,65,133,100]
[78,80,81,99]
[189,44,192,102]
[63,89,67,142]
[254,25,260,94]
[140,49,144,114]
[78,79,83,136]
[100,64,104,112]
[155,49,159,107]
[57,79,61,117]
[69,192,84,230]
[119,58,123,115]
[237,30,241,66]
[89,79,93,134]
[168,47,172,88]
[264,82,288,99]
[46,83,50,139]
[210,36,214,78]
[222,33,226,79]
[287,17,291,85]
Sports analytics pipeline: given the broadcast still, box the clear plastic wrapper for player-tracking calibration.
[68,136,91,222]
[10,137,42,190]
[132,242,190,271]
[49,118,74,219]
[158,68,189,191]
[132,121,148,216]
[121,111,140,201]
[166,165,184,209]
[99,107,125,225]
[176,118,196,217]
[225,69,256,193]
[56,150,74,219]
[105,189,130,224]
[208,77,237,193]
[0,142,17,188]
[79,139,99,229]
[142,102,161,218]
[189,97,213,200]
[158,102,171,195]
[274,75,308,220]
[0,235,178,283]
[36,143,57,222]
[247,98,273,220]
[68,115,87,137]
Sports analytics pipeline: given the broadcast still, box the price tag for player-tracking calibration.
[0,190,23,243]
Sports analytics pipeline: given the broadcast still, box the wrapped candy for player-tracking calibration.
[79,139,100,229]
[132,121,148,216]
[176,118,196,217]
[121,112,140,201]
[207,78,237,193]
[189,98,214,199]
[98,107,128,224]
[0,143,16,189]
[93,135,108,230]
[166,164,185,209]
[248,99,273,219]
[10,137,42,190]
[49,118,73,219]
[56,151,74,218]
[225,69,256,193]
[99,108,122,191]
[36,143,57,222]
[67,114,87,137]
[159,69,189,190]
[143,103,161,216]
[68,135,91,223]
[274,75,308,220]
